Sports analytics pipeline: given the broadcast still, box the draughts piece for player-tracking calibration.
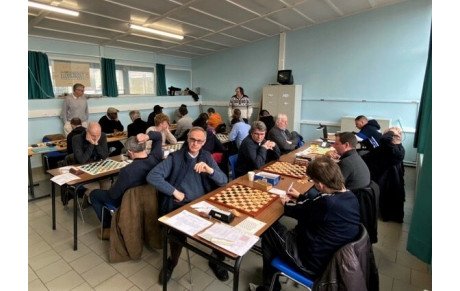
[263,161,306,179]
[208,184,278,217]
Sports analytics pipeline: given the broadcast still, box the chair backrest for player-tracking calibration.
[313,224,379,291]
[228,154,238,180]
[352,184,378,244]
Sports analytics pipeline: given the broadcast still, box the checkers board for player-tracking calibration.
[78,160,126,175]
[207,184,279,217]
[216,133,229,143]
[163,142,184,151]
[263,161,307,179]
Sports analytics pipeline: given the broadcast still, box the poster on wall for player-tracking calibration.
[53,61,90,87]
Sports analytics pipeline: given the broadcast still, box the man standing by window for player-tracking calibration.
[61,83,89,136]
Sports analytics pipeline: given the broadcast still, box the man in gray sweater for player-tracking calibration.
[61,83,89,136]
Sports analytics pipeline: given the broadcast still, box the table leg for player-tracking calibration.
[73,185,80,251]
[233,257,243,291]
[28,156,35,198]
[163,226,168,291]
[52,182,56,230]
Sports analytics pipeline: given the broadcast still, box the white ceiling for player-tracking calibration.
[28,0,407,59]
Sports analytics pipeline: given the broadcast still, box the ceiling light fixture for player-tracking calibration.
[130,24,184,40]
[28,1,79,16]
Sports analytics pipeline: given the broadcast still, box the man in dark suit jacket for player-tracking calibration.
[99,107,124,156]
[127,110,148,137]
[267,113,300,155]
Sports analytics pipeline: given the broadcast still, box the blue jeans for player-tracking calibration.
[90,189,122,228]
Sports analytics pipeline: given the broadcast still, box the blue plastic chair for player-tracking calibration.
[228,154,238,180]
[269,257,314,291]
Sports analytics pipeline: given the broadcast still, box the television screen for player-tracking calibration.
[277,70,294,85]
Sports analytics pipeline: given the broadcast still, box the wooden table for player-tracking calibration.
[158,155,313,291]
[47,156,125,250]
[28,132,128,200]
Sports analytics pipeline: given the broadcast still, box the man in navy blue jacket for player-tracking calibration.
[90,131,163,240]
[354,115,382,150]
[147,126,229,284]
[250,157,361,291]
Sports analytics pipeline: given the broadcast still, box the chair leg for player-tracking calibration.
[75,193,85,223]
[100,206,105,241]
[269,272,281,291]
[186,248,193,288]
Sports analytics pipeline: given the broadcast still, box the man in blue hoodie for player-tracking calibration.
[354,115,382,150]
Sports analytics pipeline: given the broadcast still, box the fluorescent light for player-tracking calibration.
[130,24,184,40]
[28,1,79,17]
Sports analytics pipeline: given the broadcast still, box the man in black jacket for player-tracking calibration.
[99,107,124,156]
[127,110,148,137]
[66,117,86,154]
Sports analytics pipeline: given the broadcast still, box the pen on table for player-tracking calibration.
[287,182,294,192]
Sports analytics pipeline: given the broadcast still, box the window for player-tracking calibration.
[116,65,155,95]
[49,59,102,96]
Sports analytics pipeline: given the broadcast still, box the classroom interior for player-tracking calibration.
[27,0,433,290]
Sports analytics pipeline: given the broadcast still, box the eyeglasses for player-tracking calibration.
[188,137,205,145]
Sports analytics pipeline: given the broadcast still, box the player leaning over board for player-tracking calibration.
[89,131,163,240]
[71,122,111,208]
[146,126,229,285]
[249,156,361,291]
[234,121,281,178]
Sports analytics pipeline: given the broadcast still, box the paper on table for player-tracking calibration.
[191,201,219,214]
[162,210,213,236]
[50,173,81,186]
[235,217,266,235]
[269,188,286,196]
[199,223,259,256]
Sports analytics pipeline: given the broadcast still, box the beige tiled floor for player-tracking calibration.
[28,167,431,290]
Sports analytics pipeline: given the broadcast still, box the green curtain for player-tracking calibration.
[101,58,118,97]
[407,28,431,264]
[28,51,54,99]
[156,64,167,96]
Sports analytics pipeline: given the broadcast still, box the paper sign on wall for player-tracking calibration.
[53,61,90,87]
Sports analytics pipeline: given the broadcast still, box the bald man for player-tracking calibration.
[71,122,111,206]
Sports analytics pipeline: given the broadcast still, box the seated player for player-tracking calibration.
[146,127,229,284]
[250,156,361,291]
[267,113,300,155]
[89,131,163,239]
[174,106,193,140]
[127,110,148,137]
[66,117,86,155]
[207,107,224,131]
[234,121,280,178]
[228,109,250,149]
[146,113,177,148]
[354,115,382,151]
[72,122,111,207]
[98,107,124,156]
[259,109,275,133]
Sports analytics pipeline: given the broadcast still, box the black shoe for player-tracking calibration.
[208,261,229,281]
[159,258,175,285]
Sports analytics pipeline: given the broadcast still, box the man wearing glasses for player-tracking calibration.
[234,121,281,178]
[146,126,229,284]
[61,83,89,136]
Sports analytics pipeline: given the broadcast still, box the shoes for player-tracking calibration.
[159,258,176,285]
[208,261,229,281]
[97,228,110,240]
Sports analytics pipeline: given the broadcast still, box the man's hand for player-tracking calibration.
[194,162,214,175]
[325,149,340,160]
[262,140,276,150]
[172,190,185,202]
[86,132,98,145]
[136,133,149,144]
